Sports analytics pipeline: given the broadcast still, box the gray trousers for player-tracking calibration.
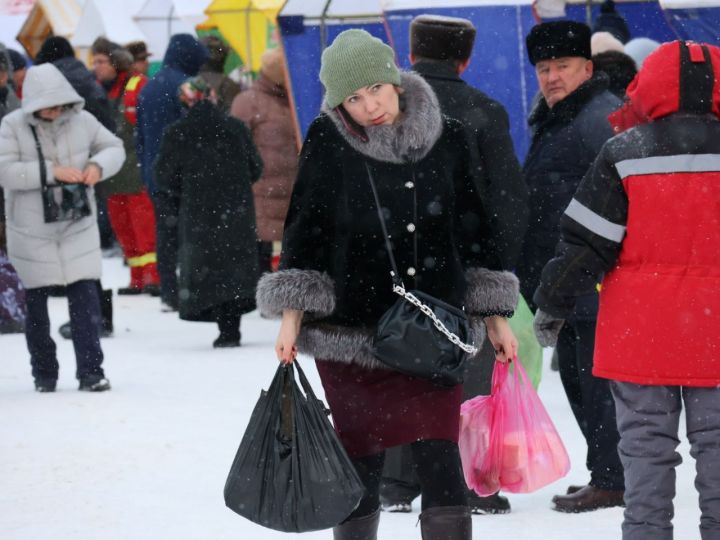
[611,382,720,540]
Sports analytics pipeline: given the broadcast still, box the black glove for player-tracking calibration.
[533,310,565,348]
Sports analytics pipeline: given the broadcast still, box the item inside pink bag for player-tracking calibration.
[459,361,570,495]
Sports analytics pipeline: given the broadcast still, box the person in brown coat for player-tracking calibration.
[230,48,297,272]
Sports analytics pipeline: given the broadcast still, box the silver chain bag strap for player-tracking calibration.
[366,163,476,386]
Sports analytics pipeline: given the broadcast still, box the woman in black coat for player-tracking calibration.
[154,78,262,347]
[256,30,519,539]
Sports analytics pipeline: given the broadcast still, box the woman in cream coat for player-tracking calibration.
[0,63,124,392]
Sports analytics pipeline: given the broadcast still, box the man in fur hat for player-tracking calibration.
[378,14,529,516]
[517,20,625,512]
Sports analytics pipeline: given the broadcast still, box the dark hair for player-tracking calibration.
[35,36,76,64]
[200,35,229,73]
[592,50,637,98]
[7,49,27,71]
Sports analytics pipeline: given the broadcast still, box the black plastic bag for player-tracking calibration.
[224,360,364,532]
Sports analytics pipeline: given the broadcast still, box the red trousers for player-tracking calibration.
[106,192,160,289]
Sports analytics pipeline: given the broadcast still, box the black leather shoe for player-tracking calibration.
[78,376,111,392]
[552,485,624,513]
[117,286,143,295]
[468,491,511,515]
[142,284,161,297]
[59,321,113,340]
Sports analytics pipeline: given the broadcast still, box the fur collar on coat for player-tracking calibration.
[322,71,444,164]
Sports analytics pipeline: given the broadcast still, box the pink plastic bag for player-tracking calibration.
[459,360,570,495]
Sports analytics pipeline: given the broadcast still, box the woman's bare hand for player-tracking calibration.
[82,163,102,186]
[484,315,518,363]
[276,309,303,364]
[53,166,84,184]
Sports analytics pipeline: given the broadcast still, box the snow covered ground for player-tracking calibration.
[1,258,702,539]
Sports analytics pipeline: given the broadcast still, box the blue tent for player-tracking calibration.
[660,0,720,44]
[280,0,714,159]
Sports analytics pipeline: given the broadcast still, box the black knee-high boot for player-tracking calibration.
[419,506,471,540]
[332,509,380,540]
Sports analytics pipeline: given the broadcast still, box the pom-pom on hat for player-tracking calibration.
[409,15,476,62]
[593,0,631,44]
[319,29,401,109]
[526,21,592,66]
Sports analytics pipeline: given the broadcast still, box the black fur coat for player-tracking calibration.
[257,72,518,369]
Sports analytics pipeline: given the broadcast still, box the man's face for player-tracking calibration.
[0,69,8,88]
[535,56,593,108]
[93,54,116,82]
[132,59,149,75]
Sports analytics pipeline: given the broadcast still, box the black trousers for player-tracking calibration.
[25,280,104,381]
[350,439,466,519]
[556,318,624,490]
[381,338,497,500]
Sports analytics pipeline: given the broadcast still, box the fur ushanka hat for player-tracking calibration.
[409,15,476,62]
[526,21,592,66]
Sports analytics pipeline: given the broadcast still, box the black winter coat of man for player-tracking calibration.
[412,60,528,270]
[153,100,263,322]
[516,73,620,318]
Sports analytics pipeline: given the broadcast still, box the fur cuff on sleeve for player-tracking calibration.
[256,269,336,319]
[464,268,519,317]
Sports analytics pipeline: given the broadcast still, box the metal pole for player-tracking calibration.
[320,0,332,50]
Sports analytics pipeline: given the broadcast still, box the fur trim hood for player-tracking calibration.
[323,71,444,164]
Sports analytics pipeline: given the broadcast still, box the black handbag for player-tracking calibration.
[365,164,477,387]
[30,125,91,223]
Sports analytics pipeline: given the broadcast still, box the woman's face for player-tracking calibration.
[36,105,69,122]
[342,83,400,127]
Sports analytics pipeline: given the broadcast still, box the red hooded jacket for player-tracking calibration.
[535,41,720,386]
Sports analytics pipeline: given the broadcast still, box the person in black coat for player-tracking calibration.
[256,29,519,540]
[517,21,624,513]
[378,14,529,516]
[154,78,262,348]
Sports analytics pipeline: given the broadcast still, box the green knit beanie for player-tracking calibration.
[320,29,401,109]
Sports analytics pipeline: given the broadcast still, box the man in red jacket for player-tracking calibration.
[93,38,160,295]
[534,41,720,538]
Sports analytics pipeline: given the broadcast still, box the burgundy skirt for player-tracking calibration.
[315,359,462,458]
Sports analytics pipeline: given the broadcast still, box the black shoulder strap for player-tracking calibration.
[29,125,49,188]
[364,163,403,286]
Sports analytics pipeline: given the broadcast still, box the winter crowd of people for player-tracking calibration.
[1,0,719,538]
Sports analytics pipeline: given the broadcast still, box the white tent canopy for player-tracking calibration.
[133,0,206,58]
[72,0,147,49]
[0,0,34,51]
[660,0,720,7]
[281,0,382,18]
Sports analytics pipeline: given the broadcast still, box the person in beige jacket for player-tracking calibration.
[230,48,297,272]
[0,63,125,392]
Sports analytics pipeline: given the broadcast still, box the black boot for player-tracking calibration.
[332,509,380,540]
[419,506,471,540]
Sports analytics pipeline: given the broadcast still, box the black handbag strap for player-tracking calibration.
[364,163,404,286]
[29,125,49,189]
